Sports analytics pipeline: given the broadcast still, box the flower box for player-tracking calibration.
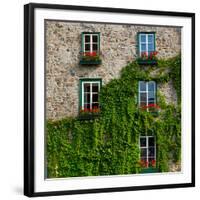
[140,104,161,117]
[139,159,158,173]
[137,51,158,65]
[78,107,100,120]
[137,59,158,65]
[79,52,102,65]
[79,60,102,65]
[140,167,159,173]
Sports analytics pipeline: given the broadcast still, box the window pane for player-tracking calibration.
[148,158,156,166]
[85,44,90,51]
[84,93,90,104]
[92,84,99,92]
[140,34,146,43]
[140,93,147,102]
[92,103,99,109]
[148,92,155,103]
[85,35,90,43]
[148,34,154,43]
[140,102,147,107]
[139,81,146,91]
[92,35,98,42]
[148,43,154,52]
[84,104,90,109]
[149,137,155,147]
[140,148,147,158]
[92,44,98,51]
[148,147,155,157]
[141,44,146,51]
[140,138,146,147]
[84,83,90,92]
[92,93,99,102]
[148,82,155,91]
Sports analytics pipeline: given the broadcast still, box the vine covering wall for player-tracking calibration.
[47,55,181,178]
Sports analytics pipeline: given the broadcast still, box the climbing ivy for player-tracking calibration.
[47,55,181,178]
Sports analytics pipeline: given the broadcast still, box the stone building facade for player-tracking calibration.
[45,20,181,120]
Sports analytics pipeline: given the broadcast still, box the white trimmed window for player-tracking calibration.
[80,79,101,110]
[140,136,156,167]
[82,33,100,53]
[138,81,156,109]
[138,33,155,56]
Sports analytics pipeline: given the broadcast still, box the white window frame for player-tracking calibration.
[139,33,155,56]
[83,33,99,53]
[139,136,156,168]
[81,80,101,110]
[138,81,156,111]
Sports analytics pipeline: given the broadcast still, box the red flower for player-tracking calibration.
[84,52,90,56]
[91,52,97,56]
[151,159,156,167]
[148,104,160,108]
[141,52,148,58]
[84,108,89,112]
[140,160,149,168]
[153,51,158,56]
[149,52,153,60]
[80,106,100,114]
[83,52,97,57]
[141,104,160,109]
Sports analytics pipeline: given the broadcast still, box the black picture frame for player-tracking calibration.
[24,3,195,197]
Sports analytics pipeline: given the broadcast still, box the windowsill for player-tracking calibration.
[79,59,102,65]
[137,59,158,65]
[140,167,159,173]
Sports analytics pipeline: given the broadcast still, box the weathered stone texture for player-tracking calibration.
[158,80,178,105]
[45,21,181,120]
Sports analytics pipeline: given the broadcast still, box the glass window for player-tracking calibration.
[140,34,146,43]
[82,33,100,53]
[139,81,156,110]
[92,35,98,42]
[140,137,146,147]
[139,136,156,168]
[141,44,146,52]
[139,33,155,56]
[85,35,90,43]
[140,81,146,91]
[92,44,98,51]
[81,80,101,111]
[148,34,154,43]
[148,43,154,52]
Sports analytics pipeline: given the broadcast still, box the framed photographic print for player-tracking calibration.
[24,3,195,197]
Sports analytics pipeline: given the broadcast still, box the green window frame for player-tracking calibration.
[138,32,156,56]
[81,32,100,54]
[79,78,102,111]
[138,81,157,110]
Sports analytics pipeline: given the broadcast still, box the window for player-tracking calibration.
[138,81,156,110]
[82,33,100,54]
[138,33,155,56]
[80,79,101,111]
[140,136,156,168]
[80,33,101,65]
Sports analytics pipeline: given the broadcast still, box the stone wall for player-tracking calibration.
[45,20,181,120]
